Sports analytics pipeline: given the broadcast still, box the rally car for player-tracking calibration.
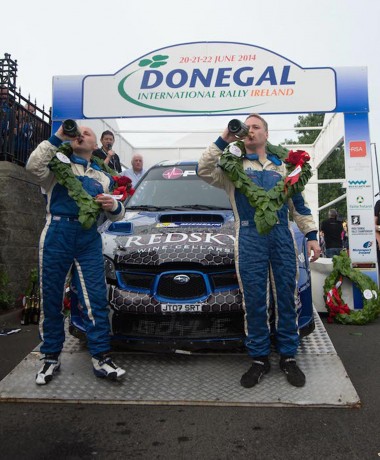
[69,160,315,352]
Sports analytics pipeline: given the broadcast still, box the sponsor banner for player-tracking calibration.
[344,112,376,266]
[81,42,337,117]
[347,190,373,211]
[350,239,374,258]
[347,179,371,190]
[349,140,367,157]
[51,44,368,121]
[345,113,372,171]
[350,213,375,237]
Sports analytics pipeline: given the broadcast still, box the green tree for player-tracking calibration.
[284,113,324,145]
[284,113,346,222]
[317,144,346,221]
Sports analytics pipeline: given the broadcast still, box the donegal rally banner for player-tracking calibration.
[80,42,337,118]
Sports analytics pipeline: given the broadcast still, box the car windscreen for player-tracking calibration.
[127,165,231,210]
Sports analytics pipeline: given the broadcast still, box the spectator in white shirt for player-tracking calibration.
[122,154,146,187]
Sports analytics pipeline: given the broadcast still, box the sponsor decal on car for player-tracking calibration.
[120,232,235,248]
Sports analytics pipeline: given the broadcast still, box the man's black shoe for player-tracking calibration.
[36,353,61,385]
[280,357,306,387]
[92,353,126,380]
[240,358,270,388]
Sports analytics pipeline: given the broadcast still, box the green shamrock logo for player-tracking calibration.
[138,55,169,69]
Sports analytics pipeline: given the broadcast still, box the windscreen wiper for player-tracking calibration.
[127,205,165,211]
[171,205,231,210]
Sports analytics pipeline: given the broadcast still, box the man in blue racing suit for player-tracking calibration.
[26,124,126,385]
[198,114,321,388]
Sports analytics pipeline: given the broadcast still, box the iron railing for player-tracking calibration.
[1,53,51,166]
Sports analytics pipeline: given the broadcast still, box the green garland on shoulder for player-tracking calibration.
[266,141,289,160]
[323,251,380,325]
[49,143,118,230]
[219,140,312,235]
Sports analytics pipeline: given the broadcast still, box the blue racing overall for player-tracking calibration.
[26,135,125,357]
[197,138,318,358]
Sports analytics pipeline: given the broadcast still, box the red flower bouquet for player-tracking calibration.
[112,176,134,201]
[285,150,310,166]
[284,150,311,189]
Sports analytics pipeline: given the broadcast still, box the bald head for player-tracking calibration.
[131,154,143,172]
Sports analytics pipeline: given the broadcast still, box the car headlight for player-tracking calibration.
[104,256,116,281]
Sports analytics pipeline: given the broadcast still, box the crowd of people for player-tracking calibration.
[0,86,49,163]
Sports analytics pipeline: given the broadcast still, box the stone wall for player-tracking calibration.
[0,162,45,301]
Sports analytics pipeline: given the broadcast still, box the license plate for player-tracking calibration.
[161,303,203,313]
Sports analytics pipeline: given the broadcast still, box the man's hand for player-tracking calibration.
[307,240,321,262]
[221,127,240,144]
[55,125,81,142]
[103,147,115,166]
[95,194,117,212]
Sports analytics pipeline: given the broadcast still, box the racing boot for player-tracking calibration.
[240,356,270,388]
[36,353,61,385]
[92,352,126,380]
[280,356,306,387]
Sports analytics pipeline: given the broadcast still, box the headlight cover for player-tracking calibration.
[104,256,116,281]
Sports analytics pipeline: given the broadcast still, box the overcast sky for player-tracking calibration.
[2,0,380,151]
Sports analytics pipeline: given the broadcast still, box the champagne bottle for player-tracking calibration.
[62,119,81,138]
[228,119,249,138]
[28,297,33,325]
[31,294,41,325]
[20,296,30,325]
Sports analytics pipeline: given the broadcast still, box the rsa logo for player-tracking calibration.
[349,141,366,157]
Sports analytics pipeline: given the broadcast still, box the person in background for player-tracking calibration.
[321,209,343,258]
[92,130,122,173]
[319,229,327,257]
[0,86,17,151]
[198,113,320,389]
[25,102,36,114]
[17,103,37,158]
[341,220,349,253]
[122,153,146,187]
[26,124,126,385]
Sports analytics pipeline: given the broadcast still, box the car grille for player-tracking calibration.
[157,273,206,299]
[117,268,238,299]
[112,311,244,339]
[119,272,154,290]
[210,271,237,289]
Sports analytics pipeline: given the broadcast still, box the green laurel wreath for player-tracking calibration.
[323,251,380,325]
[48,143,117,230]
[219,141,312,235]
